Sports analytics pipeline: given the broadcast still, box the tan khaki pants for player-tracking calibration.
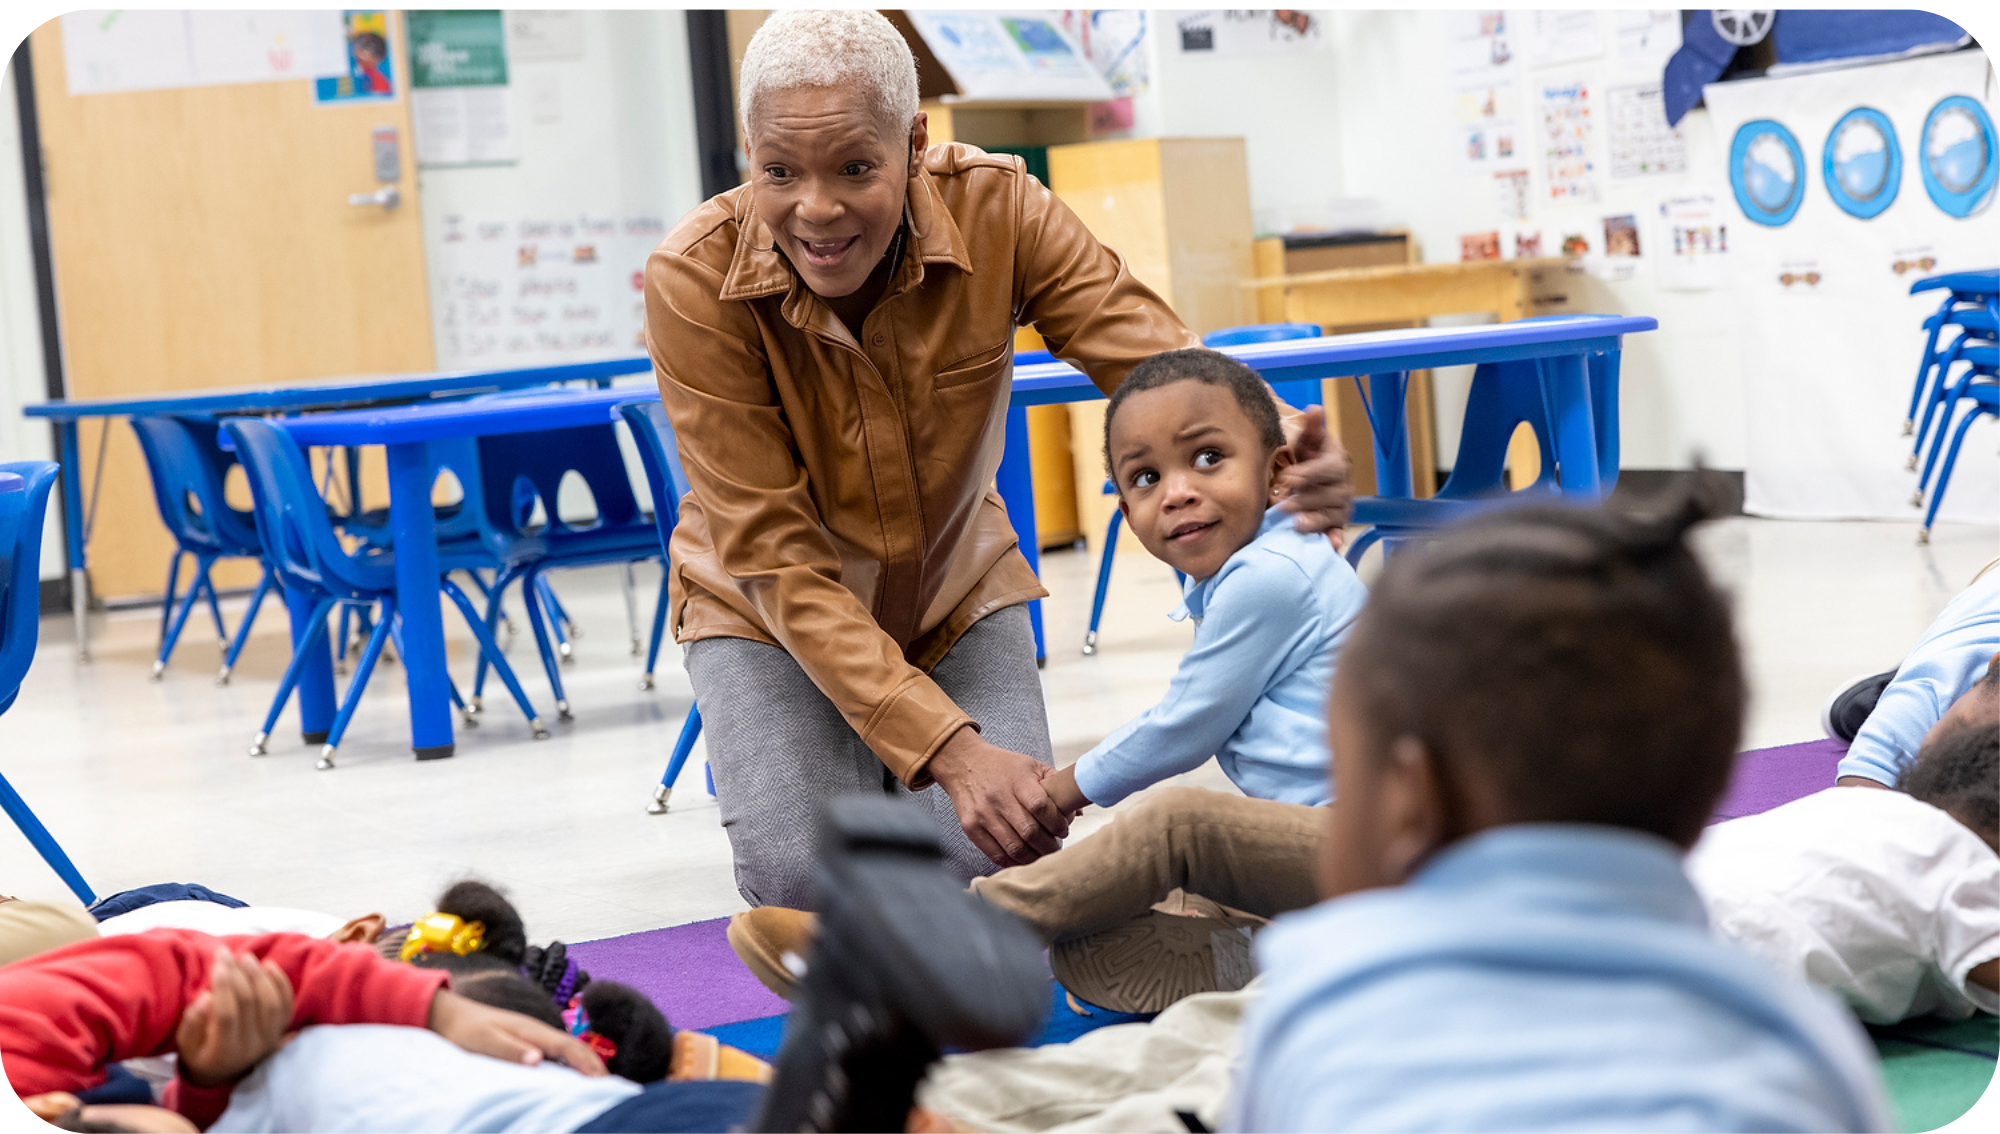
[969,787,1321,942]
[0,895,99,967]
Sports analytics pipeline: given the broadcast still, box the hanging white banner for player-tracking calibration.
[1702,51,1999,524]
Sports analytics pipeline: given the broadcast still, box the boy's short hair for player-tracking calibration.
[1899,714,1999,840]
[1103,348,1285,480]
[1344,489,1743,847]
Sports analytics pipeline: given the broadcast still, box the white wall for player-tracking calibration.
[1117,10,1757,471]
[414,9,704,368]
[0,67,64,580]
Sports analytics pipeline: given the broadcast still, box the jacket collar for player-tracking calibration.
[717,157,973,306]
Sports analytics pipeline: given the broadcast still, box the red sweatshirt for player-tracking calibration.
[0,929,447,1126]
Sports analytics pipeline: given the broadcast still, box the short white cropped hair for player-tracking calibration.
[739,9,921,144]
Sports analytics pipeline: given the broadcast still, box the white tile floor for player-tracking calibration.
[1,516,1994,943]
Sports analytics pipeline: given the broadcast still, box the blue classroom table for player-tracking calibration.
[262,313,1652,758]
[21,357,652,660]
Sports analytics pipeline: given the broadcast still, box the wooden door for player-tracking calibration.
[29,14,434,602]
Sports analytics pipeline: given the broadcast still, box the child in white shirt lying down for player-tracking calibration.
[1688,691,1999,1024]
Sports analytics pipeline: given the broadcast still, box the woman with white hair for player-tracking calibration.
[644,10,1352,908]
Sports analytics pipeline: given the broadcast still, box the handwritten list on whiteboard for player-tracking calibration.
[432,213,666,369]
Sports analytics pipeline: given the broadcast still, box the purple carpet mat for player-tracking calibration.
[1713,736,1848,820]
[568,917,787,1032]
[573,738,1849,1037]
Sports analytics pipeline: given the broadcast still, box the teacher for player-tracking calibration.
[645,10,1352,908]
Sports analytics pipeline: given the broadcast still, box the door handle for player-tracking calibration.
[347,185,401,209]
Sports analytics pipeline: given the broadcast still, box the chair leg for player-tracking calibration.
[153,556,213,680]
[0,773,96,905]
[469,565,525,711]
[621,563,642,656]
[519,568,571,719]
[1920,404,1991,541]
[219,563,277,684]
[1084,510,1123,655]
[316,598,396,771]
[538,575,576,660]
[1916,375,1976,500]
[251,598,335,756]
[157,550,185,654]
[1912,340,1969,466]
[334,604,353,676]
[641,573,670,691]
[649,706,704,814]
[198,565,229,654]
[442,577,549,738]
[1343,526,1387,569]
[1906,302,1951,432]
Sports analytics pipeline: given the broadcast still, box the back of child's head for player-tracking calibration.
[435,880,528,963]
[1899,711,1999,844]
[1343,489,1743,847]
[1102,347,1284,477]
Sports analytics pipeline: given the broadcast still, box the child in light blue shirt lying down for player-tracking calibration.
[1045,348,1365,813]
[1837,562,2000,787]
[1233,495,1890,1133]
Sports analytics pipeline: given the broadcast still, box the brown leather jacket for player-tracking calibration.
[645,142,1197,787]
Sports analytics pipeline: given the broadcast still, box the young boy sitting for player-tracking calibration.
[1689,661,1999,1024]
[1233,496,1892,1131]
[1042,347,1366,814]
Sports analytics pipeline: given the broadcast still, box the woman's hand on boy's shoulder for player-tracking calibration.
[1277,407,1352,547]
[427,989,608,1076]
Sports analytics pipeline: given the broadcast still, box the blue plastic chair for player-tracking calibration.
[1908,301,1997,467]
[466,421,665,722]
[1913,344,1998,543]
[129,416,278,683]
[221,418,550,769]
[1082,323,1322,654]
[617,399,711,814]
[0,461,96,904]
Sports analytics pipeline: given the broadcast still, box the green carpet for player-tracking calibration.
[1870,1016,1998,1132]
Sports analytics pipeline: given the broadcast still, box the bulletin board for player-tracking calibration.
[1703,51,1998,522]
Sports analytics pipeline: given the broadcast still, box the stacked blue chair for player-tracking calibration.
[467,420,665,723]
[617,398,709,814]
[1906,272,1998,470]
[221,418,550,769]
[0,461,95,904]
[1082,323,1323,654]
[1913,343,1998,544]
[129,416,277,684]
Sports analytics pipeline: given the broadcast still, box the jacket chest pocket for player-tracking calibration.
[931,340,1012,391]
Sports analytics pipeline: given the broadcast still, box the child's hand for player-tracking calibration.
[175,946,296,1088]
[1043,765,1093,818]
[426,989,609,1076]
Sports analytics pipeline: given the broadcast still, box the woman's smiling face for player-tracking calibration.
[746,85,922,299]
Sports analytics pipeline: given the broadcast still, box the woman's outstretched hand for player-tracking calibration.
[927,727,1069,868]
[1277,405,1353,548]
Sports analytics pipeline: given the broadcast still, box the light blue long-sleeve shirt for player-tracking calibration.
[1231,825,1891,1133]
[1837,566,2000,785]
[1072,505,1365,807]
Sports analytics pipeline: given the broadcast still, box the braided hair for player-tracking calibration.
[1344,485,1744,848]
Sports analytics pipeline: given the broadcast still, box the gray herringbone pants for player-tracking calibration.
[685,604,1054,909]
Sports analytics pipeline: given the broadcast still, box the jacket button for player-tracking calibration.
[872,333,885,346]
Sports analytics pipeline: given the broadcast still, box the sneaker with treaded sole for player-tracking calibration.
[1051,908,1257,1015]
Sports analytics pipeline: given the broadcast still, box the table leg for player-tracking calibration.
[387,440,455,758]
[56,422,90,661]
[1544,355,1602,497]
[1590,350,1622,492]
[1367,371,1414,498]
[282,583,335,742]
[996,404,1045,666]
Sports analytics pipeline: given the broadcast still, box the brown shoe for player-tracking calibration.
[1051,908,1257,1014]
[726,906,818,1000]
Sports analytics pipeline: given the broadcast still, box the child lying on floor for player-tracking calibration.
[1232,494,1890,1131]
[1042,347,1366,814]
[3,923,604,1130]
[1689,668,1999,1024]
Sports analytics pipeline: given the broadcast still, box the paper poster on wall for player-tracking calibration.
[1607,83,1686,178]
[1525,10,1603,67]
[1494,169,1531,221]
[1460,231,1501,261]
[433,213,666,368]
[1613,10,1682,76]
[1538,76,1600,202]
[1512,230,1544,259]
[1656,193,1731,290]
[61,9,350,96]
[907,11,1113,101]
[1055,9,1150,96]
[314,11,395,103]
[408,9,515,166]
[1175,10,1327,56]
[1444,11,1520,171]
[506,10,586,62]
